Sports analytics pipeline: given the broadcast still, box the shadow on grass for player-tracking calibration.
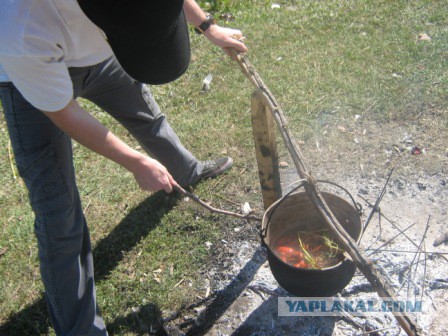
[182,247,267,336]
[106,303,168,336]
[0,191,179,336]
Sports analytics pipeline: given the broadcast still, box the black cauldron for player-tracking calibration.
[261,190,362,297]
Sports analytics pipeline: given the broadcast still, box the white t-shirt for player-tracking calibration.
[0,0,113,112]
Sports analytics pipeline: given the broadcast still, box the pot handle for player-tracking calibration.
[261,179,362,242]
[316,180,363,215]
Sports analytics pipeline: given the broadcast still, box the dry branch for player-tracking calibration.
[175,185,262,222]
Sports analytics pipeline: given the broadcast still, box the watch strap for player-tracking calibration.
[194,13,215,34]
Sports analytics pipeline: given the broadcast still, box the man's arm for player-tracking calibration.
[183,0,248,57]
[43,99,177,192]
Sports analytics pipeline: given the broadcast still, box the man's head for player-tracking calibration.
[77,0,190,84]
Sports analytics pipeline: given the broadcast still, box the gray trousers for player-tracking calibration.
[0,56,202,335]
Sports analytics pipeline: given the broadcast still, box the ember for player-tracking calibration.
[272,230,345,269]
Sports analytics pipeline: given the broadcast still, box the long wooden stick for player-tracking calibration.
[174,185,262,222]
[228,49,422,335]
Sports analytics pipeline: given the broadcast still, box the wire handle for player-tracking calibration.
[261,180,362,241]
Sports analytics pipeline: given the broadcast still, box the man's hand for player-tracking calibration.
[204,25,248,59]
[131,156,177,193]
[183,0,248,59]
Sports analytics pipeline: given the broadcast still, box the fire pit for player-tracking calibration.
[261,190,363,297]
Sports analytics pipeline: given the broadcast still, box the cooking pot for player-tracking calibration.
[261,187,362,297]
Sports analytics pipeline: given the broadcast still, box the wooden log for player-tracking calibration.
[251,91,282,209]
[229,49,422,336]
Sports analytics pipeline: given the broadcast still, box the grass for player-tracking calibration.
[1,0,447,334]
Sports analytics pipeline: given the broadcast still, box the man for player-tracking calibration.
[0,0,247,334]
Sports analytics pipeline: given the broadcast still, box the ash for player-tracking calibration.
[165,165,448,336]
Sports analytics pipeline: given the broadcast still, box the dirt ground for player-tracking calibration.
[161,106,447,336]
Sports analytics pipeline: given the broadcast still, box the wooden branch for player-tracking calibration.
[228,49,422,336]
[175,185,262,222]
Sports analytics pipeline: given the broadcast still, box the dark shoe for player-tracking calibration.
[200,157,233,180]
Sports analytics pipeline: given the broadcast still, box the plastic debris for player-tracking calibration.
[202,74,213,92]
[402,133,413,144]
[418,33,431,41]
[241,202,252,215]
[411,146,422,155]
[271,3,281,9]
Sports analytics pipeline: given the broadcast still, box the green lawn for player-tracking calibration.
[1,1,446,334]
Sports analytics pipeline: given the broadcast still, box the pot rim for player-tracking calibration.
[262,190,363,271]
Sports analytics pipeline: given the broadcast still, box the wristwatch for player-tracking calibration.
[194,13,215,34]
